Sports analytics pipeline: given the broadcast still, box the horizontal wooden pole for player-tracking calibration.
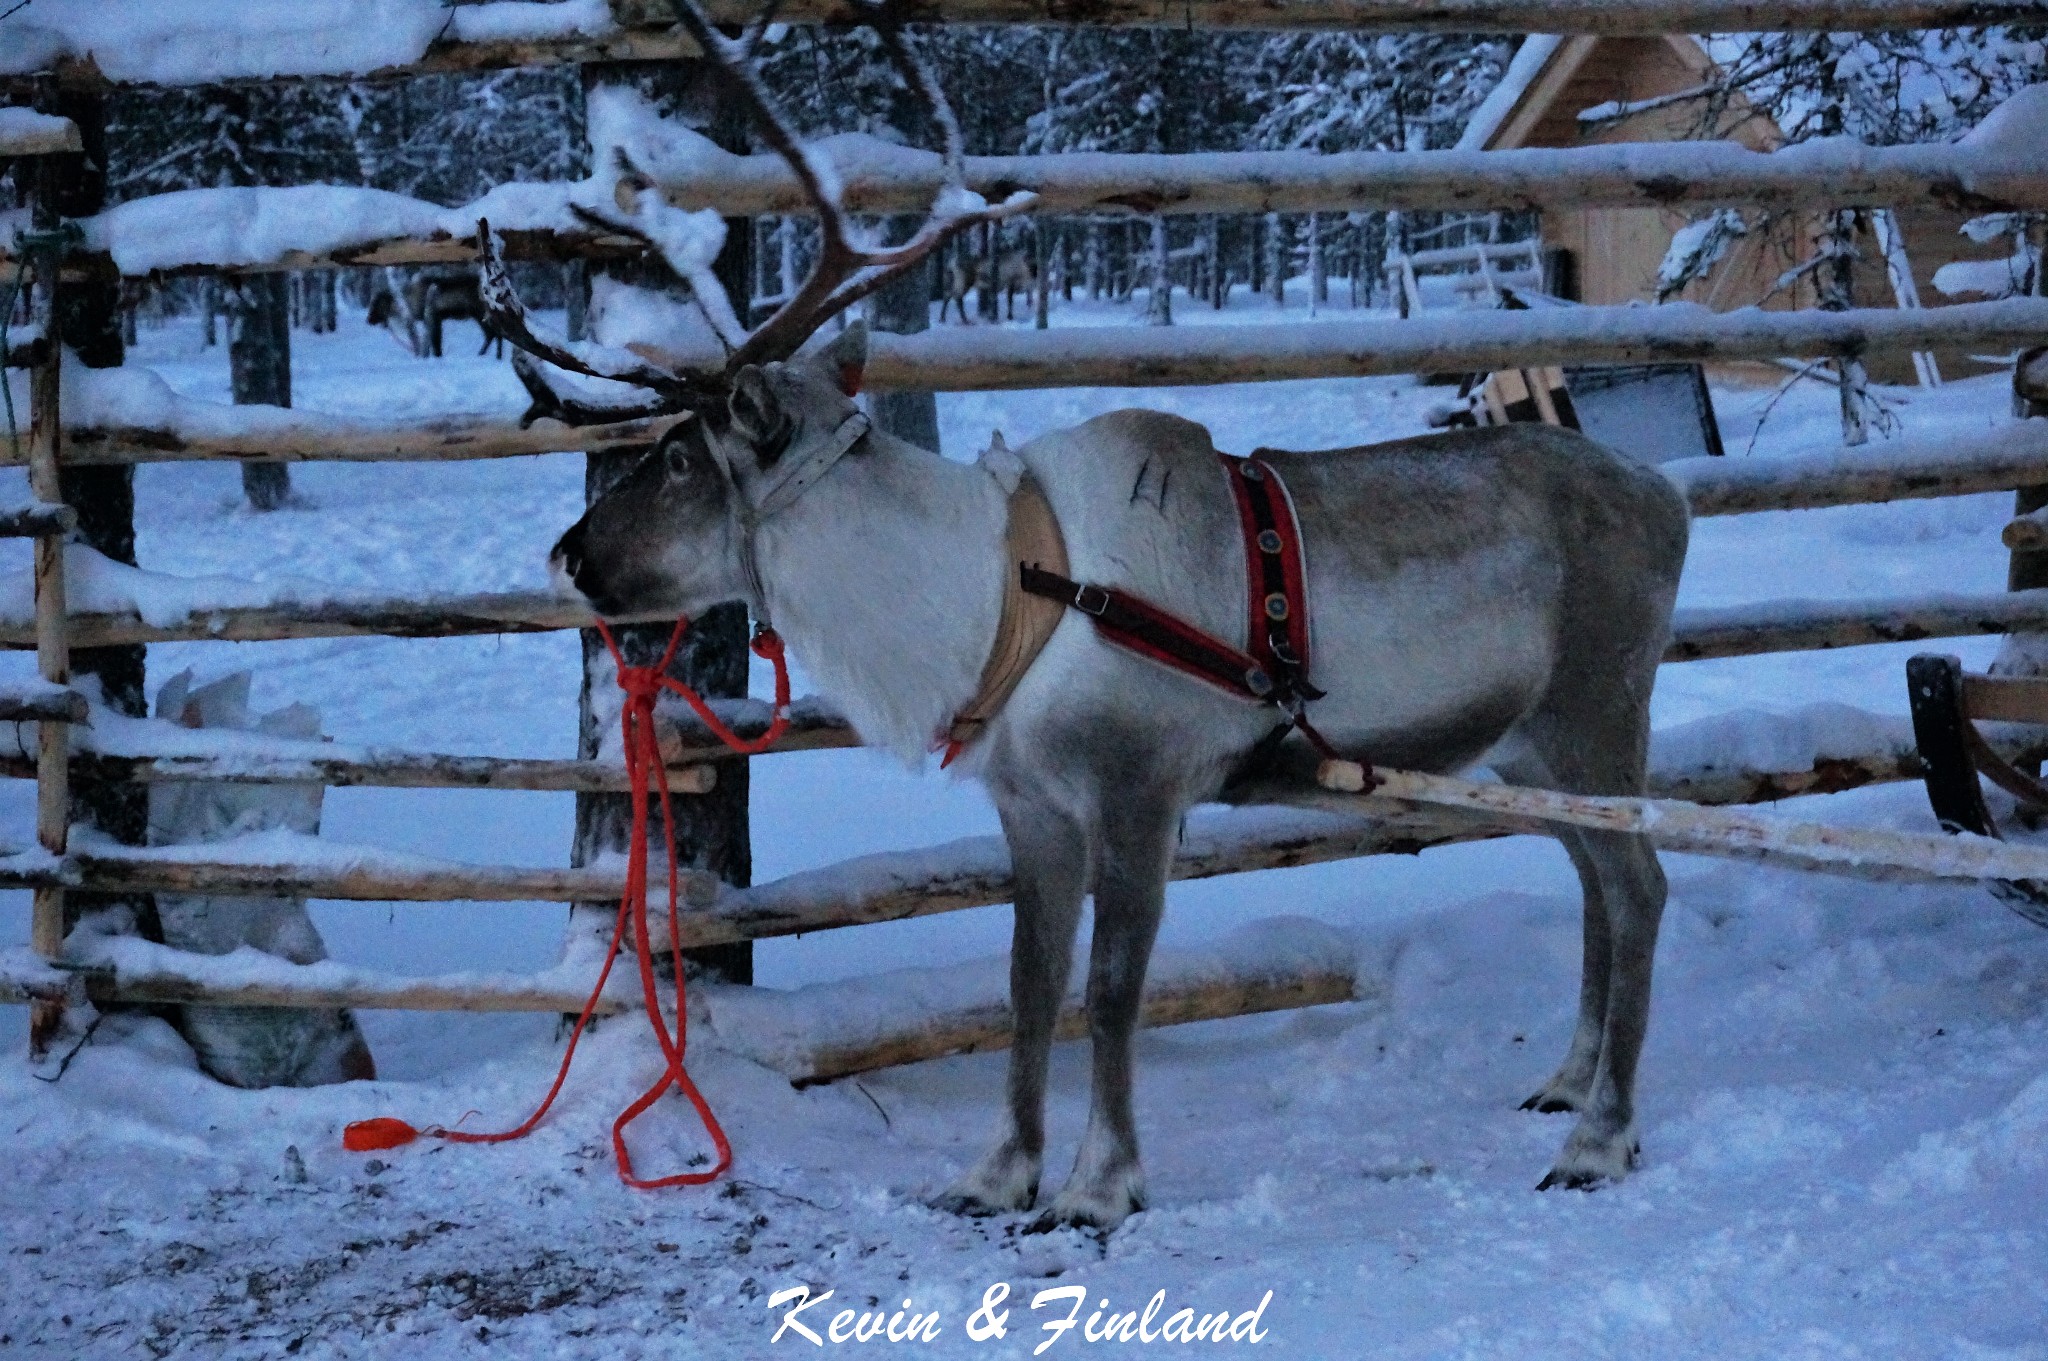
[766,966,1358,1086]
[2005,505,2048,550]
[0,501,77,537]
[0,110,81,158]
[17,141,2040,281]
[44,410,686,469]
[1666,587,2048,662]
[1315,757,2048,887]
[863,297,2048,392]
[0,588,667,649]
[36,300,2048,469]
[0,749,717,794]
[0,686,86,725]
[0,577,2036,662]
[1674,421,2048,518]
[646,140,2048,223]
[20,0,2041,94]
[0,946,628,1015]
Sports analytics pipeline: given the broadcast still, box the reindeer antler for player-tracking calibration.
[477,3,1035,425]
[662,0,1035,374]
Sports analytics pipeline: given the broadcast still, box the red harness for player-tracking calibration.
[1021,453,1338,758]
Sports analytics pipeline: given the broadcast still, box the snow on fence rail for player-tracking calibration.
[9,139,2041,281]
[17,301,2048,470]
[3,0,2038,90]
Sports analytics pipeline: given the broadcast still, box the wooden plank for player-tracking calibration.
[0,686,87,725]
[1962,672,2048,725]
[0,581,2038,660]
[28,300,2048,468]
[1675,421,2048,518]
[782,969,1357,1086]
[1665,588,2048,663]
[0,501,77,538]
[51,411,687,468]
[1315,757,2048,887]
[10,141,2043,282]
[0,589,670,649]
[0,110,81,158]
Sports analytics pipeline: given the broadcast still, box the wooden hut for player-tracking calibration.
[1459,35,2015,383]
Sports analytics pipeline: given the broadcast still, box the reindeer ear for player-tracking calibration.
[819,320,868,397]
[729,364,794,465]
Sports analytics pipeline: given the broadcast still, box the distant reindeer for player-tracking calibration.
[368,268,503,358]
[943,250,1039,323]
[496,0,1687,1233]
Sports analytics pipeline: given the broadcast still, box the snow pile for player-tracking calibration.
[0,0,614,84]
[1648,703,1915,783]
[1873,1069,2048,1199]
[1958,82,2048,155]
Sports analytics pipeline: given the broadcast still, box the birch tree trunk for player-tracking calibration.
[1146,216,1173,325]
[1820,208,1872,446]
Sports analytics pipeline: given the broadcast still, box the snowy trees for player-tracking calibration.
[1638,26,2048,441]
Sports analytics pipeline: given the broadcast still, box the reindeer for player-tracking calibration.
[367,268,503,358]
[943,246,1038,323]
[499,0,1689,1232]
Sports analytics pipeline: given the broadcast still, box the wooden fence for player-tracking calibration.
[5,26,2047,1080]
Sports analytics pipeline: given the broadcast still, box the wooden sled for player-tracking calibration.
[1905,653,2048,929]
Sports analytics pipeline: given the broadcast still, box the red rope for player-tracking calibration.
[343,615,793,1190]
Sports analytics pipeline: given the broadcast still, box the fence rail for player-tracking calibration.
[4,713,2042,1019]
[19,301,2048,472]
[10,140,2041,282]
[10,0,2042,92]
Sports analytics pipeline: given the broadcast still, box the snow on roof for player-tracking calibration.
[1456,35,1566,152]
[0,0,613,85]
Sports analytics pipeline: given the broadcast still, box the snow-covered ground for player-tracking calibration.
[0,293,2042,1358]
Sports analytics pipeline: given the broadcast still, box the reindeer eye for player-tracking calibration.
[660,424,701,478]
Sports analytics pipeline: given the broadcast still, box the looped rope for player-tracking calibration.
[344,615,795,1189]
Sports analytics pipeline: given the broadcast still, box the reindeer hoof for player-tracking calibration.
[1520,1092,1578,1114]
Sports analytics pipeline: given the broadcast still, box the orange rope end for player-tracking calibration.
[343,1117,422,1152]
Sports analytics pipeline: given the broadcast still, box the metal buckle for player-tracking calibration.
[1073,583,1110,617]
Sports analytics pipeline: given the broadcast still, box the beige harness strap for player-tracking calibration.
[945,475,1071,752]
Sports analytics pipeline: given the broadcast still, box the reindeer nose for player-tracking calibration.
[550,522,588,593]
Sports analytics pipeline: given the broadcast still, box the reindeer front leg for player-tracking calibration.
[933,797,1088,1217]
[1030,791,1177,1233]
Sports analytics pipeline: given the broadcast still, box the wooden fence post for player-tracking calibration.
[24,197,69,1059]
[572,58,756,985]
[27,82,160,1055]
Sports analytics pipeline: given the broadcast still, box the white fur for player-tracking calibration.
[754,430,1012,763]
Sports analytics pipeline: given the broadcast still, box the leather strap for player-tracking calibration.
[1017,454,1339,760]
[1227,453,1324,707]
[943,476,1071,759]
